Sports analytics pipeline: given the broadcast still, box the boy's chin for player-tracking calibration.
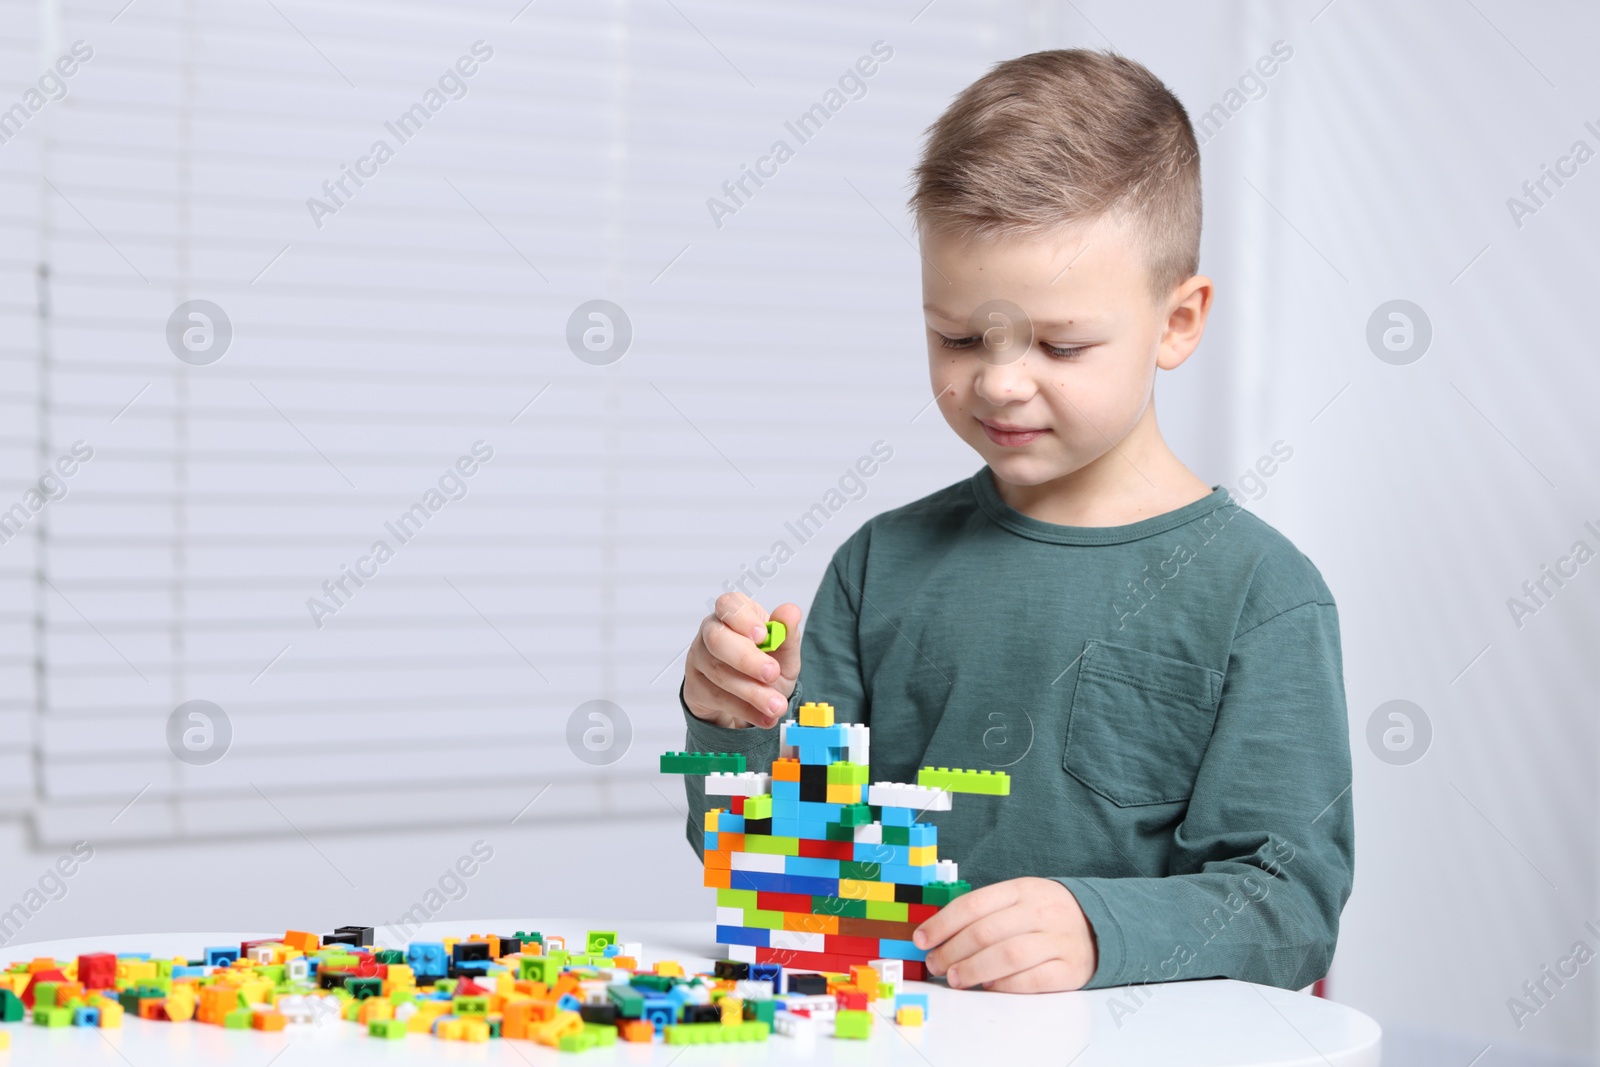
[981,450,1082,487]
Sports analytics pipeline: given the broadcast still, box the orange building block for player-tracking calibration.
[703,868,732,889]
[772,758,800,782]
[252,1010,287,1031]
[619,1019,654,1042]
[282,930,319,952]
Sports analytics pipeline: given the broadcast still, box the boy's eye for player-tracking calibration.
[938,335,1087,360]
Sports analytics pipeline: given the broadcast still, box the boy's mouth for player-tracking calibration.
[979,419,1047,447]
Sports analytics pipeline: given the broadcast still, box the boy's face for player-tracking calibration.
[921,215,1199,492]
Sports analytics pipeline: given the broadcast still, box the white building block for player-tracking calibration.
[844,723,870,768]
[866,782,953,811]
[618,941,642,959]
[734,979,774,999]
[936,859,959,882]
[726,943,757,963]
[853,823,883,844]
[870,959,904,986]
[789,993,836,1017]
[706,771,771,797]
[716,906,746,927]
[774,1013,816,1038]
[731,851,786,874]
[769,930,825,952]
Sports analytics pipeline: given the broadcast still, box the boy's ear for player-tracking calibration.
[1156,274,1213,371]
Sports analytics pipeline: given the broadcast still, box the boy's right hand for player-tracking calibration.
[683,593,802,730]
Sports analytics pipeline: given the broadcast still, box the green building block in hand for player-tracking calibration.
[756,620,786,652]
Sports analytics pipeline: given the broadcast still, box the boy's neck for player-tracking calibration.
[988,405,1213,528]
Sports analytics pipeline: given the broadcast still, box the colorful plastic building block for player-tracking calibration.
[916,766,1011,795]
[660,752,747,775]
[757,620,786,652]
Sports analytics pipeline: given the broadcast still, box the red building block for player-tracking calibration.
[21,969,66,1009]
[77,953,118,990]
[798,839,854,860]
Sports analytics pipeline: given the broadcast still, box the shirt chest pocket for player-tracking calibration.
[1063,640,1223,807]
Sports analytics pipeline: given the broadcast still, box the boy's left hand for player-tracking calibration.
[913,877,1097,992]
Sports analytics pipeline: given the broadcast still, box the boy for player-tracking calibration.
[679,49,1353,994]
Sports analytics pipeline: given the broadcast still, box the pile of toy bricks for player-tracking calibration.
[0,925,930,1049]
[662,701,1009,980]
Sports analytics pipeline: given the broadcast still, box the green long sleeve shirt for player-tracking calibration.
[680,465,1355,991]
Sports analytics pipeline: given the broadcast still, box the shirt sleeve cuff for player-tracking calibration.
[1054,876,1129,989]
[679,677,796,763]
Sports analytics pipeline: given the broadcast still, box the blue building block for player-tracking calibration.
[716,925,770,948]
[797,800,844,821]
[908,824,936,846]
[751,963,781,987]
[705,831,719,851]
[72,1007,100,1027]
[718,814,745,833]
[880,807,913,827]
[728,871,838,896]
[894,993,930,1020]
[877,939,928,962]
[203,947,238,967]
[406,942,448,978]
[772,796,801,817]
[772,780,800,801]
[642,997,675,1033]
[771,818,803,837]
[881,862,936,885]
[783,856,841,879]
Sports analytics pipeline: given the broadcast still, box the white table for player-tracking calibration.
[1,918,1381,1065]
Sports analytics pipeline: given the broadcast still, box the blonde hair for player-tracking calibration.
[910,49,1201,301]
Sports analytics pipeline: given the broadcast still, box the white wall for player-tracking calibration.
[1,0,1595,1062]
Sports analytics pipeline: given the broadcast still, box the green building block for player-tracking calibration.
[756,619,786,652]
[742,834,800,856]
[544,950,570,970]
[744,998,776,1024]
[916,766,1011,795]
[0,989,24,1022]
[884,825,911,845]
[827,761,868,785]
[432,978,458,996]
[34,1006,72,1027]
[32,981,60,1009]
[606,984,645,1018]
[346,977,382,1000]
[744,794,773,820]
[924,880,974,905]
[813,896,868,918]
[825,822,855,841]
[839,803,873,827]
[224,1007,254,1029]
[835,1008,872,1038]
[841,860,882,881]
[519,956,560,985]
[585,930,618,955]
[515,931,543,946]
[665,1021,770,1044]
[743,908,785,931]
[375,949,405,965]
[660,752,746,775]
[369,1018,408,1039]
[865,900,909,922]
[453,995,489,1015]
[717,888,758,909]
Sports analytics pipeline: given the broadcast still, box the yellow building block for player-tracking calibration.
[529,1010,583,1047]
[826,783,863,805]
[358,999,393,1024]
[461,1017,490,1042]
[896,1005,924,1026]
[798,702,835,727]
[838,878,896,902]
[908,845,937,865]
[654,961,684,977]
[704,808,724,832]
[97,999,125,1028]
[720,996,742,1024]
